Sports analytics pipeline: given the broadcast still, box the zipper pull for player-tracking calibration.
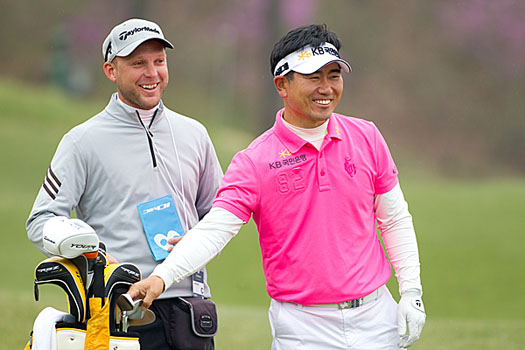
[146,109,158,138]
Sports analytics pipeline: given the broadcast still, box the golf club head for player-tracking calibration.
[123,299,145,320]
[34,256,87,323]
[117,293,135,311]
[121,299,156,331]
[128,309,156,326]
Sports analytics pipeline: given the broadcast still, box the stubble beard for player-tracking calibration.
[118,85,163,110]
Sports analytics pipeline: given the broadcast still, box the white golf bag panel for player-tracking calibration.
[55,328,140,350]
[55,328,85,350]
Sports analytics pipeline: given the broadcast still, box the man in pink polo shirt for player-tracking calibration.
[130,24,426,349]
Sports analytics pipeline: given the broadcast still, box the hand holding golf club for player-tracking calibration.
[127,235,182,309]
[127,275,165,310]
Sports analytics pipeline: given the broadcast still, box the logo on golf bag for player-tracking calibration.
[37,265,61,273]
[120,266,141,279]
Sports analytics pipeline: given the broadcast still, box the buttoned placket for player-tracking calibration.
[317,141,331,191]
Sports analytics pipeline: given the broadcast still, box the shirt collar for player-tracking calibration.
[273,109,343,153]
[106,92,165,126]
[326,113,343,141]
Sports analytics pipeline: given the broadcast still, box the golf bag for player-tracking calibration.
[24,245,150,350]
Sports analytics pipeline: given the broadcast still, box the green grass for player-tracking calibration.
[402,178,525,319]
[1,78,524,349]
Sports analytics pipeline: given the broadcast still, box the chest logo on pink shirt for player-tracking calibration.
[269,154,307,170]
[344,157,357,177]
[279,149,292,158]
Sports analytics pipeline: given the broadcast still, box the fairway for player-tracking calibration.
[3,290,525,349]
[1,81,524,349]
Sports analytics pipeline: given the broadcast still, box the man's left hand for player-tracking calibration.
[398,290,426,348]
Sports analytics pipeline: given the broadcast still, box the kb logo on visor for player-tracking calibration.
[312,45,340,57]
[297,50,312,60]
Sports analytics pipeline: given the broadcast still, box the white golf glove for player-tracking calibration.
[398,290,426,348]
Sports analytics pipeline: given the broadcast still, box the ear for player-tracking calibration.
[103,61,117,82]
[273,76,288,99]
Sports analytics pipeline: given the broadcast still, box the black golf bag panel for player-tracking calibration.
[34,257,87,324]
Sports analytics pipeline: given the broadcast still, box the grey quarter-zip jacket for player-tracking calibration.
[27,93,223,299]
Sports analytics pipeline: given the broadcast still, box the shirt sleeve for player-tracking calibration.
[212,151,259,223]
[26,133,87,255]
[372,123,398,194]
[375,183,422,295]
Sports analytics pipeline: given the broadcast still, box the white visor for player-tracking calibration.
[273,42,351,77]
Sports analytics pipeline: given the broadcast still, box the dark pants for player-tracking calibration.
[128,298,215,350]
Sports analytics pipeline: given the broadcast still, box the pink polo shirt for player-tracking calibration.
[213,110,399,304]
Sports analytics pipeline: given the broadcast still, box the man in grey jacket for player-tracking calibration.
[26,18,222,350]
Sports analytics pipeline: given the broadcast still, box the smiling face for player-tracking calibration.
[103,40,169,110]
[274,62,343,128]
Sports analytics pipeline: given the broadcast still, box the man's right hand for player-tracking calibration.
[127,275,165,310]
[167,236,184,252]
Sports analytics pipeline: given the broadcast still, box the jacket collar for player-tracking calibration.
[104,93,165,127]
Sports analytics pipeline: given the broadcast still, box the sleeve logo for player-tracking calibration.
[43,166,62,200]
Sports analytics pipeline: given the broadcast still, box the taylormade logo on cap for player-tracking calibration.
[273,42,351,76]
[118,26,161,41]
[102,18,174,62]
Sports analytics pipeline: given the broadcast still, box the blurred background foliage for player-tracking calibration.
[1,0,524,177]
